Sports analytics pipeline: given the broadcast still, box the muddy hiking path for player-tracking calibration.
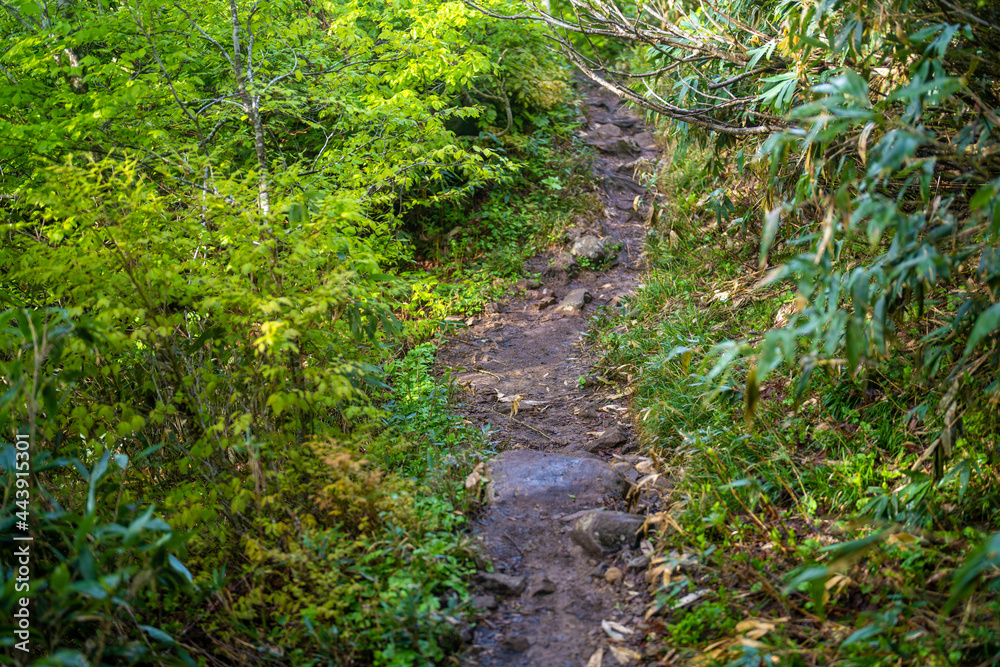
[435,84,668,667]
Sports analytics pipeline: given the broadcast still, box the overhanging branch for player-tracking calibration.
[464,0,785,136]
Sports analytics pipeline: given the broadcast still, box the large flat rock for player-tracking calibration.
[485,450,628,505]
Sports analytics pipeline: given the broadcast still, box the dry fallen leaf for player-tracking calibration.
[886,532,921,548]
[634,459,656,474]
[585,648,603,667]
[635,473,663,488]
[609,646,642,664]
[691,638,738,665]
[643,511,684,534]
[464,463,486,491]
[672,588,709,609]
[601,619,634,642]
[773,301,796,327]
[495,391,544,416]
[735,618,776,640]
[509,395,521,416]
[649,562,673,587]
[607,387,637,400]
[702,638,734,656]
[824,573,855,600]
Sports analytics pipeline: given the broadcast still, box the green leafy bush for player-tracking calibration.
[550,0,1000,660]
[0,0,561,663]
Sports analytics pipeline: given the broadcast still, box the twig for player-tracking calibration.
[708,66,771,90]
[936,0,1000,32]
[502,532,524,556]
[489,406,557,442]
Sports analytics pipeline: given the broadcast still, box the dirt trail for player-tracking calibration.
[436,86,665,667]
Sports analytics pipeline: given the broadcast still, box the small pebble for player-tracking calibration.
[604,566,623,585]
[532,577,558,596]
[626,555,650,571]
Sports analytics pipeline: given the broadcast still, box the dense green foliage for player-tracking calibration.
[6,0,998,661]
[593,155,1000,663]
[564,0,1000,662]
[539,0,1000,415]
[0,0,572,664]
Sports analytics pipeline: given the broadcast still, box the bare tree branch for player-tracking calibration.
[463,0,785,135]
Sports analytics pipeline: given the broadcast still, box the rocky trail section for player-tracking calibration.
[437,86,667,667]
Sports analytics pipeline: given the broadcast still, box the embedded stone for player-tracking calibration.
[485,450,629,505]
[531,295,558,311]
[593,124,622,139]
[633,131,656,148]
[477,572,526,596]
[571,235,607,262]
[541,266,571,286]
[530,576,558,596]
[552,251,578,271]
[586,425,628,452]
[555,289,592,313]
[570,510,646,557]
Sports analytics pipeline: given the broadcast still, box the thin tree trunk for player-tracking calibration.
[228,0,270,216]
